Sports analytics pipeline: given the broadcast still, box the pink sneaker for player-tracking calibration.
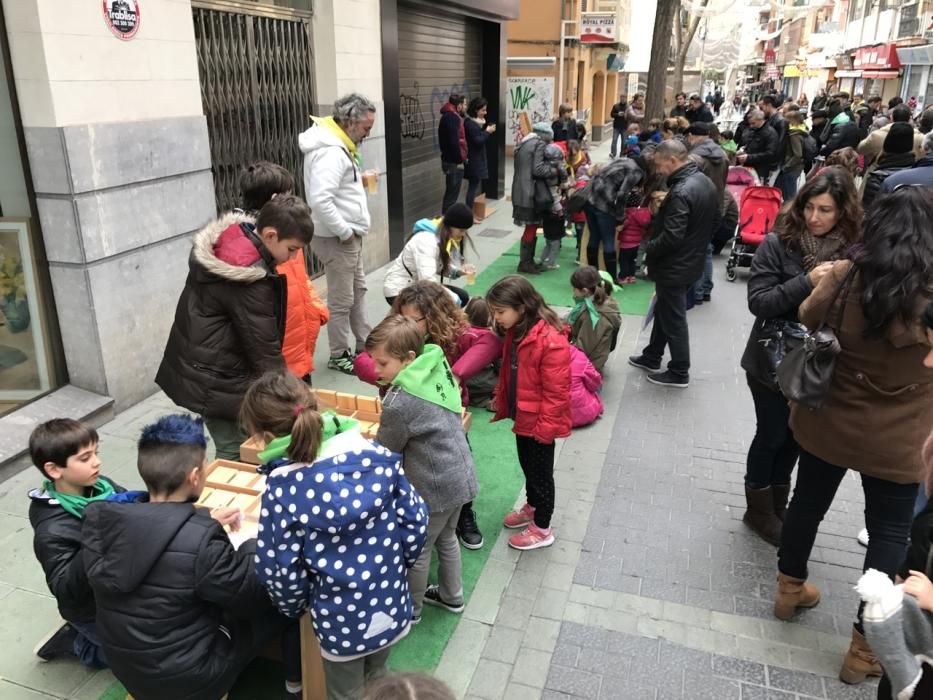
[503,503,535,529]
[508,523,555,550]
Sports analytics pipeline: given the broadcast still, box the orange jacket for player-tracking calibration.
[277,255,329,377]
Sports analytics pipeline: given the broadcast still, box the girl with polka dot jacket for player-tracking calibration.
[241,372,428,696]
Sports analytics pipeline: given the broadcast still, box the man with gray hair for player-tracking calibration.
[628,140,718,388]
[880,131,933,192]
[300,93,377,374]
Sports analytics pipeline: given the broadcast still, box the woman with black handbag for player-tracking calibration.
[773,186,933,687]
[740,168,862,546]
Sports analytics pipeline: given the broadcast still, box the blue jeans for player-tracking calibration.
[72,621,108,669]
[775,169,800,202]
[465,177,483,210]
[442,162,464,213]
[692,244,714,301]
[610,126,626,158]
[583,204,617,255]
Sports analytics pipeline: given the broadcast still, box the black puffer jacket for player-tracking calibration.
[861,152,917,208]
[156,212,286,421]
[742,123,780,180]
[83,500,269,700]
[645,161,719,287]
[28,477,124,624]
[689,139,728,212]
[819,119,860,157]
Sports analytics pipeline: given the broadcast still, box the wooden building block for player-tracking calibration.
[239,435,265,465]
[300,613,327,699]
[314,389,338,408]
[356,396,379,414]
[335,392,356,410]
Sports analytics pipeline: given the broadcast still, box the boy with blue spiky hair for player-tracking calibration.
[82,414,301,700]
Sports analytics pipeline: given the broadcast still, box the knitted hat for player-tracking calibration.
[884,122,915,155]
[532,122,554,139]
[442,202,474,230]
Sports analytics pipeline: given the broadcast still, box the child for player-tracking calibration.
[240,162,329,386]
[82,415,298,700]
[156,194,315,460]
[623,123,641,156]
[719,129,738,160]
[618,188,652,284]
[367,673,457,700]
[486,276,571,550]
[569,164,590,265]
[462,297,501,410]
[568,344,604,428]
[543,142,569,216]
[366,315,478,624]
[568,266,622,374]
[28,419,124,667]
[241,371,427,700]
[356,281,499,549]
[635,191,667,278]
[646,118,663,144]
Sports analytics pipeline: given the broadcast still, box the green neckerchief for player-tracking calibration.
[568,294,600,329]
[391,343,462,414]
[598,270,622,293]
[42,477,115,519]
[258,412,360,463]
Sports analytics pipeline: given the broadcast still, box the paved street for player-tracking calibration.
[0,139,877,699]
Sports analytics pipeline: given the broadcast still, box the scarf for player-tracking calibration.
[314,115,362,167]
[798,228,848,272]
[568,295,600,329]
[257,412,360,463]
[43,477,115,519]
[391,343,462,414]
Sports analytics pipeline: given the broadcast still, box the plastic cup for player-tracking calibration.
[364,170,378,194]
[465,271,476,286]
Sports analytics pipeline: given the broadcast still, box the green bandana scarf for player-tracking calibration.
[568,295,600,329]
[43,478,115,519]
[391,343,462,414]
[258,411,360,463]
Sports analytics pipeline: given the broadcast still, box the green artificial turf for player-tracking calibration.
[468,238,655,316]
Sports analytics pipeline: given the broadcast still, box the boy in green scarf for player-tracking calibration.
[367,314,479,624]
[27,418,123,666]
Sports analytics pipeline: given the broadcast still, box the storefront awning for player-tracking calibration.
[853,44,901,71]
[896,44,933,66]
[783,65,800,77]
[862,70,899,79]
[834,69,862,78]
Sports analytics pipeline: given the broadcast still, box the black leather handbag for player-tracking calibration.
[776,266,856,409]
[741,318,808,392]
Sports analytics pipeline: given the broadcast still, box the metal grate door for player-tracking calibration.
[192,3,315,214]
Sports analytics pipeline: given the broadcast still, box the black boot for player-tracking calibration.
[456,502,484,550]
[586,247,599,268]
[34,622,77,662]
[772,483,791,522]
[517,240,541,274]
[603,251,618,282]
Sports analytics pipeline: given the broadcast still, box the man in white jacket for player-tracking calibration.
[300,93,377,374]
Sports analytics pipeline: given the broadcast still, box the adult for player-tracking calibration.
[670,92,688,120]
[775,110,807,201]
[880,131,933,192]
[382,203,475,306]
[811,88,828,113]
[583,155,646,281]
[858,95,882,136]
[713,90,724,115]
[628,140,718,388]
[609,92,629,159]
[301,92,376,375]
[552,104,580,143]
[861,123,917,208]
[736,109,780,182]
[739,169,862,545]
[686,122,727,305]
[809,109,828,153]
[759,95,788,148]
[439,93,468,214]
[625,93,645,129]
[685,93,714,124]
[774,186,933,685]
[797,94,809,114]
[819,99,860,159]
[464,97,497,212]
[858,104,925,167]
[511,122,553,274]
[919,106,933,134]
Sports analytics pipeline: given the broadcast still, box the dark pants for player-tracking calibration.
[204,416,246,461]
[321,646,391,700]
[619,248,638,278]
[442,162,464,213]
[610,126,626,158]
[779,449,917,620]
[574,222,585,256]
[640,284,690,379]
[775,169,801,202]
[516,435,556,529]
[72,621,107,669]
[879,663,933,700]
[465,177,483,210]
[745,374,799,490]
[583,204,617,254]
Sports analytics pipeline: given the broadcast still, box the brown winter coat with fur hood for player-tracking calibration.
[156,212,286,421]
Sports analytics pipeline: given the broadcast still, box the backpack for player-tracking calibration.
[801,135,818,172]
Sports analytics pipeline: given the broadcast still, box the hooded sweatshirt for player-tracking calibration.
[377,345,479,513]
[299,116,370,241]
[438,102,467,164]
[382,218,465,298]
[255,427,428,661]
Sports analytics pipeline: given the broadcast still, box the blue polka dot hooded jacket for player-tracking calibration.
[255,429,428,661]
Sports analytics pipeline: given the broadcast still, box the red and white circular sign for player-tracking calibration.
[102,0,141,40]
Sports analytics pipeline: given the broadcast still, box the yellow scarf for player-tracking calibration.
[312,115,361,167]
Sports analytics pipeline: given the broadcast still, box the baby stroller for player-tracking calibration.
[725,184,782,281]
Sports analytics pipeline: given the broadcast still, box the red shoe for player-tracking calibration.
[508,522,555,550]
[503,503,535,529]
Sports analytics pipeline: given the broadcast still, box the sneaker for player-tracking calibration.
[508,522,555,550]
[504,503,535,529]
[34,621,77,662]
[327,351,356,375]
[456,507,484,550]
[544,263,560,271]
[625,276,637,284]
[628,355,662,373]
[693,297,704,306]
[857,528,869,547]
[424,585,465,613]
[411,614,421,626]
[574,257,581,266]
[703,293,712,302]
[646,370,689,388]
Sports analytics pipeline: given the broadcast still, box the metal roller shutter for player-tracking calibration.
[397,4,483,232]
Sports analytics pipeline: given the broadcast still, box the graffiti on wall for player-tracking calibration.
[506,77,554,146]
[400,82,425,140]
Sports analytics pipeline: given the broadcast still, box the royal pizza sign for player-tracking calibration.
[102,0,140,40]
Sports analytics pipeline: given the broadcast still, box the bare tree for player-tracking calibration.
[645,0,680,121]
[671,0,712,97]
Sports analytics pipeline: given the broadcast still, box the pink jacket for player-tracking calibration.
[569,345,603,428]
[354,325,501,404]
[618,207,651,250]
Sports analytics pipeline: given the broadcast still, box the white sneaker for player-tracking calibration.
[857,528,869,547]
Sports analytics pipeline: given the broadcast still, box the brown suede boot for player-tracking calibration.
[839,627,882,684]
[773,573,820,620]
[743,486,783,546]
[772,483,791,522]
